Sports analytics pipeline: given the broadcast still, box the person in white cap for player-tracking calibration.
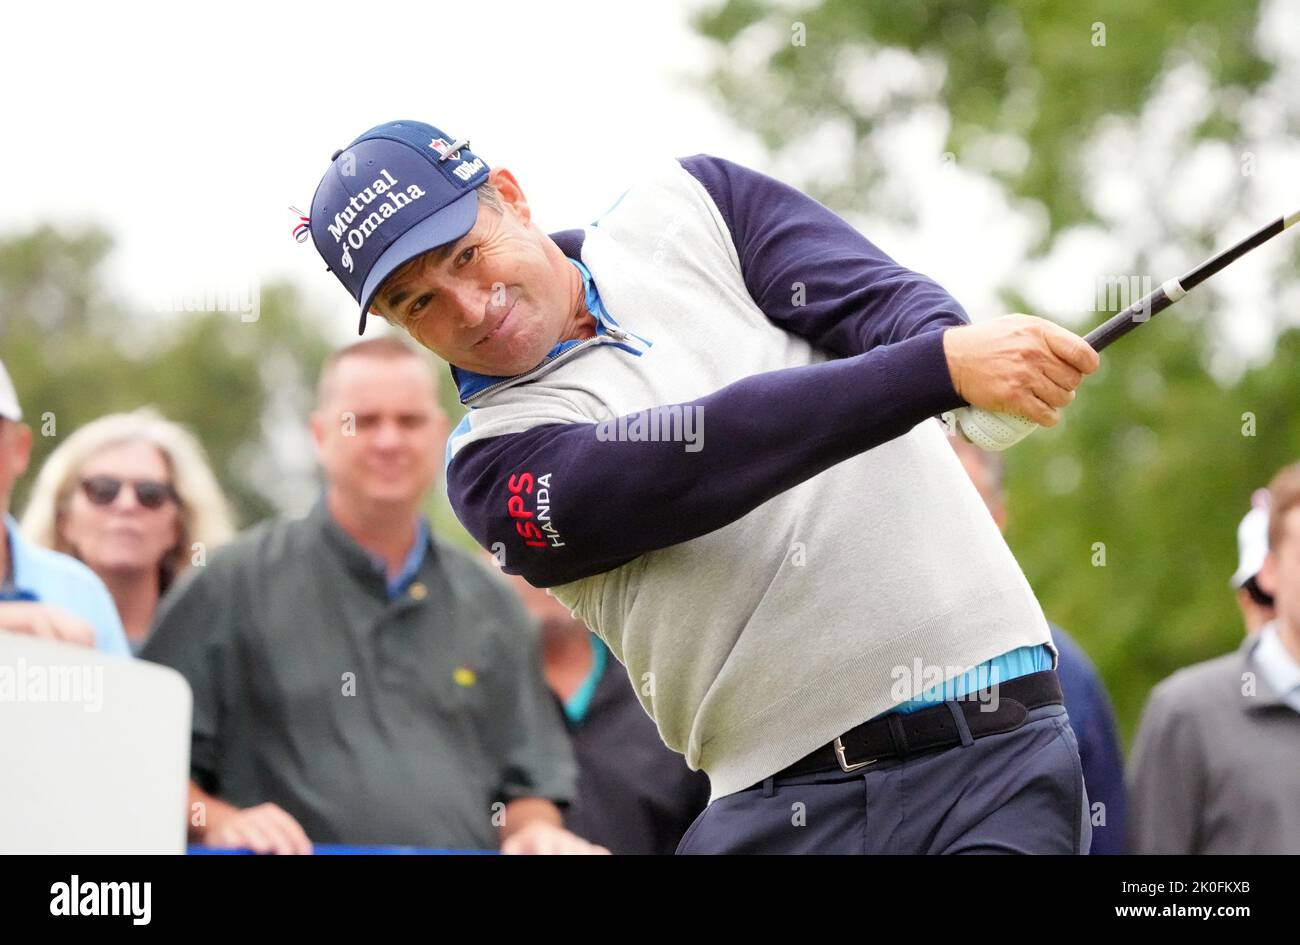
[1231,489,1276,636]
[0,358,129,655]
[1128,461,1300,853]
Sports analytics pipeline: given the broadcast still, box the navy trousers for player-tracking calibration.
[677,702,1091,854]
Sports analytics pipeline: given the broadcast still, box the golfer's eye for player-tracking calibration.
[456,246,476,266]
[409,293,433,318]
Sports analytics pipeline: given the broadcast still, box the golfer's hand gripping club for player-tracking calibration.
[944,405,1040,452]
[940,208,1300,450]
[940,315,1100,451]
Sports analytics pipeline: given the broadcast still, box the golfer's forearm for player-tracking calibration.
[447,327,965,587]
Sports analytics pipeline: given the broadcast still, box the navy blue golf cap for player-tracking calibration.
[309,120,491,334]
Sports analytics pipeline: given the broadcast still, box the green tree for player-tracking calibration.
[1,226,331,527]
[1,223,481,554]
[694,0,1270,233]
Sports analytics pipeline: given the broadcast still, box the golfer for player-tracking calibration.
[307,120,1100,854]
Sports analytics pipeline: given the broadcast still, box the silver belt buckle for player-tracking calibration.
[833,736,878,773]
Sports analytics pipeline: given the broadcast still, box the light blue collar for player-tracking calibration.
[1255,620,1300,704]
[367,516,432,601]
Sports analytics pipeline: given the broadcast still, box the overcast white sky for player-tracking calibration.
[3,0,1296,364]
[1,0,770,344]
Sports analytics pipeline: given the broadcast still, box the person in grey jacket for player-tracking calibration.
[1128,461,1300,854]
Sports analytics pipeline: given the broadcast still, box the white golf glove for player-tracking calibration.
[942,405,1040,452]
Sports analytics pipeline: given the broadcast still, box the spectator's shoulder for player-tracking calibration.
[428,531,481,572]
[431,535,536,631]
[214,514,301,569]
[1047,622,1113,712]
[165,514,297,595]
[1047,623,1091,668]
[17,540,108,594]
[432,535,511,597]
[1145,648,1244,720]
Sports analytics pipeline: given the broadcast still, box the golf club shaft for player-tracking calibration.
[1084,209,1300,352]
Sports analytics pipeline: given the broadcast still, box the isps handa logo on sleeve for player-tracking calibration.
[506,471,564,549]
[50,875,151,925]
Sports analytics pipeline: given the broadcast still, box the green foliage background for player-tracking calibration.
[0,226,474,552]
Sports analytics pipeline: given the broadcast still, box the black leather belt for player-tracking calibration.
[761,670,1064,784]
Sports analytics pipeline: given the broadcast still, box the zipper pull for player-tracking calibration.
[603,322,629,341]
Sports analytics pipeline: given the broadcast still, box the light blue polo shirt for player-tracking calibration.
[873,644,1053,718]
[2,515,130,657]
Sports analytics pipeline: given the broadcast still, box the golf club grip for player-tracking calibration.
[1083,212,1293,354]
[1083,286,1179,352]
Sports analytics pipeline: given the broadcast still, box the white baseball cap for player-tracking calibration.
[1229,490,1271,588]
[0,358,21,422]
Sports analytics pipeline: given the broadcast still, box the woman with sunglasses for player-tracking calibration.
[22,409,235,653]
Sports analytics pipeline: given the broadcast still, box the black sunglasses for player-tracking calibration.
[80,475,178,510]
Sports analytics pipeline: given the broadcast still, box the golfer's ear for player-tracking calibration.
[489,168,529,224]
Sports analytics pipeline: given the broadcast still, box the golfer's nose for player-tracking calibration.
[447,284,489,331]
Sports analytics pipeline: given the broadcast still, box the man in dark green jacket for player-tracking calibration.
[143,338,601,854]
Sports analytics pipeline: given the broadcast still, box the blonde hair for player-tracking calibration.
[21,408,236,591]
